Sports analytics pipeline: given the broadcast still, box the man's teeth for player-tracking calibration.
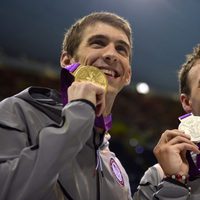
[101,69,115,77]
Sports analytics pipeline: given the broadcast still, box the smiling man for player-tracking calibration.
[0,12,133,199]
[61,19,132,117]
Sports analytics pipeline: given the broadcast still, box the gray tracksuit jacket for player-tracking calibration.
[0,87,132,200]
[133,164,200,200]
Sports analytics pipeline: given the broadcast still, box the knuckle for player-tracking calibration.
[153,146,161,154]
[163,130,170,136]
[154,145,169,155]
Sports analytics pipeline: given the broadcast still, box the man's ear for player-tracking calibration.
[60,51,75,68]
[124,67,132,86]
[180,93,192,113]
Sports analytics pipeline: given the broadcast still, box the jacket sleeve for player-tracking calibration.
[153,179,190,200]
[133,164,190,200]
[0,97,95,200]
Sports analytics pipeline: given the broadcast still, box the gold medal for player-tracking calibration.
[73,65,108,91]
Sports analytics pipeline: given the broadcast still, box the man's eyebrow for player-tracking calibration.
[88,34,130,49]
[87,34,108,43]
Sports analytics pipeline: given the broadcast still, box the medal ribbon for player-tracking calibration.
[178,113,200,180]
[187,144,200,180]
[60,63,112,132]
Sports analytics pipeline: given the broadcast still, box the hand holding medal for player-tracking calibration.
[61,63,112,131]
[72,65,108,117]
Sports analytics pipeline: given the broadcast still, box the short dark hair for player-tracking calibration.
[178,44,200,95]
[62,12,133,62]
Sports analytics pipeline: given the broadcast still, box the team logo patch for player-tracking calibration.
[110,158,124,186]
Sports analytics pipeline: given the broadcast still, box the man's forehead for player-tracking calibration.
[194,59,200,65]
[188,61,200,82]
[83,22,130,43]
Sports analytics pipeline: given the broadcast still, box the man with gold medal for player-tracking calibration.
[0,12,133,200]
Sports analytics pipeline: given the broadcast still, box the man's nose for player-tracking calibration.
[103,44,118,64]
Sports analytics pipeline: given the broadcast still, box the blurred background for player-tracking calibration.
[0,0,200,193]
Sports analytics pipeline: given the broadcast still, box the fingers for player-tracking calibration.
[174,143,200,154]
[157,129,200,153]
[68,81,106,116]
[158,129,191,145]
[168,134,194,145]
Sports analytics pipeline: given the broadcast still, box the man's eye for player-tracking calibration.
[116,45,128,56]
[90,40,105,47]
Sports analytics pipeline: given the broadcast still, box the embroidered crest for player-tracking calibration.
[110,158,124,186]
